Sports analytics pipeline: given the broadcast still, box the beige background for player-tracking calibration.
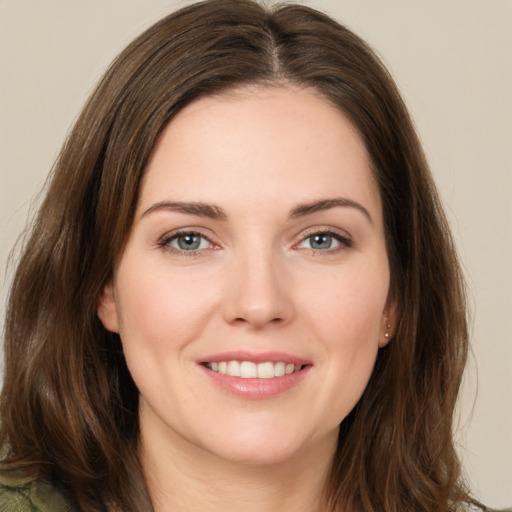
[0,0,511,507]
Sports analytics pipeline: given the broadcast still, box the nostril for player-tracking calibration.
[234,316,283,323]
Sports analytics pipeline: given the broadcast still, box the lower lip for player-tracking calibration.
[199,365,312,399]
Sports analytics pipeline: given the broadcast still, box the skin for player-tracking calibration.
[98,86,396,511]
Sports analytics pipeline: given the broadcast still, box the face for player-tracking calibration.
[98,87,395,466]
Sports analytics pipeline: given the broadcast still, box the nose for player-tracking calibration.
[222,250,295,329]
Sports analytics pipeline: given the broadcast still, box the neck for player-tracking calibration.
[140,417,337,512]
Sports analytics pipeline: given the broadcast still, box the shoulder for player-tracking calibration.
[0,473,74,512]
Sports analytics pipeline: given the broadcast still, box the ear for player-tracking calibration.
[97,281,120,333]
[379,296,398,348]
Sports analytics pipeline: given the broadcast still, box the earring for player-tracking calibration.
[384,324,392,339]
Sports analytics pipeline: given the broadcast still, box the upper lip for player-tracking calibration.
[198,351,312,366]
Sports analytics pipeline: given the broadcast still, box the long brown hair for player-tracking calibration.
[1,1,470,510]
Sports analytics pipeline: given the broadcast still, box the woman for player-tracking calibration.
[0,0,507,510]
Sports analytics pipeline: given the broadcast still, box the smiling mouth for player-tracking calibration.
[203,361,306,379]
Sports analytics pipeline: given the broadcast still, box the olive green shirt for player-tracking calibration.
[0,475,74,512]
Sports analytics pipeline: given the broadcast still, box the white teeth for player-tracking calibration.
[274,362,285,377]
[227,360,240,377]
[206,360,304,378]
[240,361,257,378]
[257,362,274,379]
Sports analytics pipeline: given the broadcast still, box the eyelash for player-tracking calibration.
[295,229,352,253]
[157,230,216,257]
[157,229,352,257]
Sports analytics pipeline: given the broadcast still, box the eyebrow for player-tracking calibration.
[289,198,373,224]
[141,197,372,224]
[141,201,228,220]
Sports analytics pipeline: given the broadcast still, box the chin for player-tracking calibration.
[195,419,334,467]
[205,439,305,467]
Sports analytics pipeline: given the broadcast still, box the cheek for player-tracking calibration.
[114,265,219,403]
[303,263,389,347]
[299,260,389,414]
[114,264,220,372]
[117,263,215,331]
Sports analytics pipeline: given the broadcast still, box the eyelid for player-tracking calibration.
[293,226,352,251]
[157,228,219,256]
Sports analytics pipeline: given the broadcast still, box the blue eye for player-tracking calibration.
[165,232,211,251]
[297,231,351,251]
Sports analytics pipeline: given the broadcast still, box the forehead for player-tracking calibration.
[139,86,382,224]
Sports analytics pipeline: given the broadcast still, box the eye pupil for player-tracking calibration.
[311,234,332,249]
[178,234,201,250]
